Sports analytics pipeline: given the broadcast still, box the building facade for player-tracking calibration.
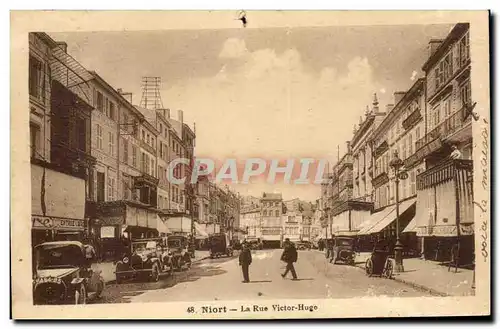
[260,193,284,247]
[30,33,95,246]
[412,23,474,264]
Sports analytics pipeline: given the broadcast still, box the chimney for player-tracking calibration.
[428,39,444,57]
[372,93,379,113]
[178,110,183,123]
[56,42,68,53]
[346,141,351,153]
[166,108,170,118]
[117,89,133,104]
[394,91,406,105]
[385,104,394,113]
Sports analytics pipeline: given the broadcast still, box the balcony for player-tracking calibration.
[338,154,353,173]
[417,159,473,190]
[402,108,423,131]
[140,139,156,155]
[371,171,389,189]
[134,173,159,188]
[416,107,471,151]
[373,141,389,159]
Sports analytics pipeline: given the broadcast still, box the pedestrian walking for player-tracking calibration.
[239,243,252,283]
[281,238,298,280]
[83,239,96,268]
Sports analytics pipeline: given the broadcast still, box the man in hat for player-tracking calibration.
[239,242,252,283]
[281,238,298,280]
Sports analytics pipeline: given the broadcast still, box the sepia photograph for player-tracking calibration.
[11,10,490,319]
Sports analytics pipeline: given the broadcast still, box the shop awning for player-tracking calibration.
[402,216,418,234]
[357,206,396,235]
[165,216,192,234]
[365,198,416,235]
[156,218,171,234]
[194,222,209,239]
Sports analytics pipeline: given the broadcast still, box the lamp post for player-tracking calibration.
[389,150,408,273]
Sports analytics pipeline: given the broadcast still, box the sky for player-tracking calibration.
[51,23,453,202]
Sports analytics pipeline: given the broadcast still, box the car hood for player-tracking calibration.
[36,268,79,279]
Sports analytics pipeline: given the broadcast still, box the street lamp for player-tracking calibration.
[389,150,408,273]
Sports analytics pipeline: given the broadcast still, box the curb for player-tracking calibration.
[352,263,450,297]
[312,250,451,297]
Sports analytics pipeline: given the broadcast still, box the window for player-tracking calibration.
[30,123,41,159]
[132,145,137,167]
[96,124,103,150]
[402,140,407,160]
[123,112,129,125]
[459,31,470,67]
[76,117,86,152]
[275,210,280,217]
[460,80,471,107]
[147,134,150,145]
[159,124,163,134]
[443,97,452,118]
[96,92,104,112]
[410,171,416,195]
[142,130,146,141]
[408,133,413,155]
[122,173,130,200]
[108,132,115,156]
[122,138,128,163]
[109,102,116,121]
[432,104,441,129]
[415,127,421,143]
[263,210,267,217]
[107,176,115,201]
[96,172,105,202]
[142,153,149,173]
[29,55,44,100]
[435,52,454,90]
[150,158,155,177]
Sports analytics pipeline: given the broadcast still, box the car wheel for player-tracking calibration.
[75,284,87,305]
[151,263,160,282]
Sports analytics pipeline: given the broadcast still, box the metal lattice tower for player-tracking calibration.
[140,77,164,109]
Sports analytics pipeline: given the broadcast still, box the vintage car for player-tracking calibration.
[167,235,192,271]
[32,241,105,305]
[246,238,263,250]
[329,236,356,265]
[296,241,312,250]
[208,233,234,258]
[115,238,174,283]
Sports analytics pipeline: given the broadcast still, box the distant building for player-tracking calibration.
[260,192,284,247]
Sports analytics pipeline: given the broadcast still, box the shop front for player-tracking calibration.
[413,159,474,264]
[31,163,87,246]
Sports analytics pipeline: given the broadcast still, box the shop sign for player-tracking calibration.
[32,216,85,231]
[416,225,457,237]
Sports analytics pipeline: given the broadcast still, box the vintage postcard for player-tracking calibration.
[11,10,490,319]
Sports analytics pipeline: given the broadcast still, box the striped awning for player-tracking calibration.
[365,198,416,235]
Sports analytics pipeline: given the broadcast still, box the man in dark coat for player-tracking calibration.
[281,238,298,280]
[239,243,252,283]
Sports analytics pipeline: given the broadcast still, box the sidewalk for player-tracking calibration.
[92,250,211,283]
[354,252,475,297]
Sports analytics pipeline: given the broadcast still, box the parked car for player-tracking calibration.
[208,233,234,258]
[296,241,312,250]
[32,241,105,305]
[246,239,263,250]
[115,238,174,283]
[167,235,192,271]
[329,236,356,265]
